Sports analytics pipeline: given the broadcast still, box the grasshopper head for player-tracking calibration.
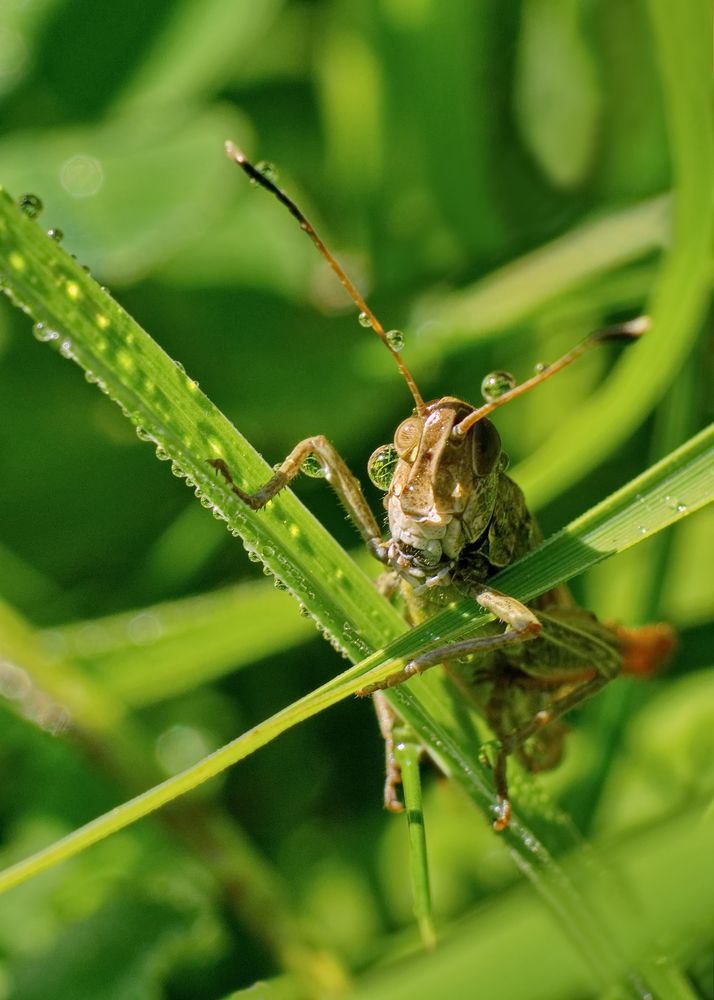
[368,398,503,582]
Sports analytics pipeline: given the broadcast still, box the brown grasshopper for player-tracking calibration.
[212,142,674,830]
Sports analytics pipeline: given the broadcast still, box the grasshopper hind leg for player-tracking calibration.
[373,691,406,813]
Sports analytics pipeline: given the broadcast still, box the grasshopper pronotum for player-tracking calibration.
[213,142,674,831]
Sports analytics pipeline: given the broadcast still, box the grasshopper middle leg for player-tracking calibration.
[358,587,542,696]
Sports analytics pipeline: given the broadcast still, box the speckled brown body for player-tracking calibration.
[373,396,629,775]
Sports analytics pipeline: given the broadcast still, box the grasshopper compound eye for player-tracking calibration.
[394,417,422,458]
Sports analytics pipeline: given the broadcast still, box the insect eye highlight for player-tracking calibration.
[367,444,399,491]
[394,417,422,458]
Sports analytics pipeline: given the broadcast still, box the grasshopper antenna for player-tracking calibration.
[225,141,426,414]
[454,316,650,436]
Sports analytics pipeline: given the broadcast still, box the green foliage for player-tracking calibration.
[0,1,712,998]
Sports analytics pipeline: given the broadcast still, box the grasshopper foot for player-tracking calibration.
[384,766,404,813]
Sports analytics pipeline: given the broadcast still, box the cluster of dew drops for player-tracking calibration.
[14,192,94,362]
[13,192,385,661]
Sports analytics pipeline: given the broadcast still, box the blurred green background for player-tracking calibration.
[0,1,712,998]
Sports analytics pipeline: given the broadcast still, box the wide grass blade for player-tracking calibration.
[2,179,712,995]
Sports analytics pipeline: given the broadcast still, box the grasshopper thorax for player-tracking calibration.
[369,397,504,587]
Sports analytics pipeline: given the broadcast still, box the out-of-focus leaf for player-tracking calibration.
[112,0,285,109]
[410,196,669,361]
[9,892,202,1000]
[514,0,603,188]
[351,804,713,1000]
[0,107,248,284]
[53,579,315,707]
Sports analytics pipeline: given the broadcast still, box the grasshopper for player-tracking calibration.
[212,142,674,830]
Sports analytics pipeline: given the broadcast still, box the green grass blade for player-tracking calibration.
[0,185,406,666]
[53,579,315,708]
[513,0,713,505]
[350,805,714,1000]
[411,195,669,358]
[2,188,710,994]
[0,425,708,905]
[394,734,435,951]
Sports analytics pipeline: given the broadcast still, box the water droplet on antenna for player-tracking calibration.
[386,329,405,351]
[481,371,517,402]
[251,161,277,185]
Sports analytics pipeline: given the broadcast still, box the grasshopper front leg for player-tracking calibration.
[209,436,387,562]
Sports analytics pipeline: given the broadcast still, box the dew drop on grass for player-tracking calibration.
[32,322,59,343]
[47,227,63,242]
[386,329,405,351]
[18,193,43,218]
[481,371,517,402]
[358,311,372,328]
[638,525,648,535]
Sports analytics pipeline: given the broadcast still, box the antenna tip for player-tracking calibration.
[224,140,246,164]
[595,314,651,343]
[622,314,651,336]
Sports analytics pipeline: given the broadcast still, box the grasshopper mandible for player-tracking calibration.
[212,142,674,830]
